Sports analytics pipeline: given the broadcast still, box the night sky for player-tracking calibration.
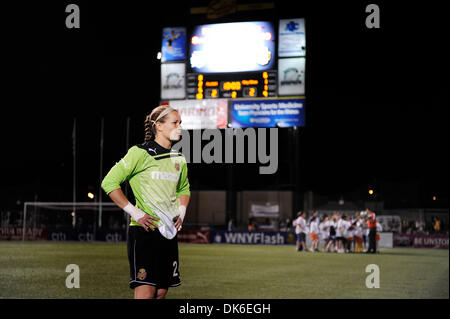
[2,0,448,211]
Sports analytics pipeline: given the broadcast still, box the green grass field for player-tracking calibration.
[0,242,448,299]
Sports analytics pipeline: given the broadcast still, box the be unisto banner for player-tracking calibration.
[393,234,449,249]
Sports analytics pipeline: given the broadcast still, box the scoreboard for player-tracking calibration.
[160,19,306,128]
[185,21,277,100]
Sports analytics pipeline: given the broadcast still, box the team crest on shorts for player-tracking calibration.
[137,268,147,280]
[174,162,180,171]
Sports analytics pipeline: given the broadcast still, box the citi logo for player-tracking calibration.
[151,171,179,182]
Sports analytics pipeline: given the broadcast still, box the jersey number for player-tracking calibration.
[173,261,179,277]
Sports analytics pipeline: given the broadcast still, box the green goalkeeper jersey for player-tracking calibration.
[101,140,190,237]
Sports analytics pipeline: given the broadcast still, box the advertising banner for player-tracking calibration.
[0,227,47,240]
[168,99,228,129]
[231,98,305,128]
[249,204,279,218]
[393,233,449,249]
[211,231,297,245]
[178,230,210,244]
[278,18,306,57]
[161,63,186,100]
[47,228,126,242]
[48,228,95,241]
[95,229,126,242]
[161,27,186,62]
[278,57,305,96]
[0,227,127,241]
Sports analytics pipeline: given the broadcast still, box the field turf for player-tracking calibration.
[0,242,448,299]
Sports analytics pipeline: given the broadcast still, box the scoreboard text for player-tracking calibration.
[187,71,277,99]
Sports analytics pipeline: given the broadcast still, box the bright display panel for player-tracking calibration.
[188,21,276,73]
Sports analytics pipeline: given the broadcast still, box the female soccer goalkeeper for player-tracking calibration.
[101,105,190,299]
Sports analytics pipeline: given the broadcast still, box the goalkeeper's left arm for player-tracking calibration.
[173,161,190,231]
[174,195,190,231]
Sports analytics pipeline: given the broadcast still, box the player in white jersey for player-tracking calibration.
[293,212,307,252]
[335,214,347,253]
[324,213,338,252]
[344,216,354,253]
[319,215,330,250]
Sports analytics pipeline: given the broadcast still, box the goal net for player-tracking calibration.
[20,202,128,241]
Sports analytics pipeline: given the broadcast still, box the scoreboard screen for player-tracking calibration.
[186,21,276,100]
[188,21,275,73]
[160,18,306,128]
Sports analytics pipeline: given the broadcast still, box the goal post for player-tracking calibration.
[21,202,126,241]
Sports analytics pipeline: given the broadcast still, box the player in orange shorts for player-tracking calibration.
[355,236,363,252]
[309,217,320,252]
[353,213,364,253]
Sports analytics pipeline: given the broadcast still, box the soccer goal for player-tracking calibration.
[21,202,127,241]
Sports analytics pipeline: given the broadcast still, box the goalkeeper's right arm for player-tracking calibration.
[108,188,159,231]
[101,146,159,231]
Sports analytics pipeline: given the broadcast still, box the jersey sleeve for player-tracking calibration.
[101,146,147,195]
[176,162,190,197]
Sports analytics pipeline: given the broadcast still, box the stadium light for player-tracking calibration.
[87,192,95,199]
[368,189,374,195]
[432,196,437,201]
[157,52,162,60]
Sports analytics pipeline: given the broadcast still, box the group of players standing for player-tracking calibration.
[293,209,382,254]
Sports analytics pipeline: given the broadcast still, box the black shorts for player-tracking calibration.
[127,226,181,290]
[337,236,346,243]
[296,233,306,243]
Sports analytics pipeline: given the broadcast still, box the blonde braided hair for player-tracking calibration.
[144,105,177,142]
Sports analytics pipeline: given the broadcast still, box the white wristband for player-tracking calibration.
[178,205,186,221]
[123,202,146,222]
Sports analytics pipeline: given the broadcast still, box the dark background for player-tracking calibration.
[2,0,448,213]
